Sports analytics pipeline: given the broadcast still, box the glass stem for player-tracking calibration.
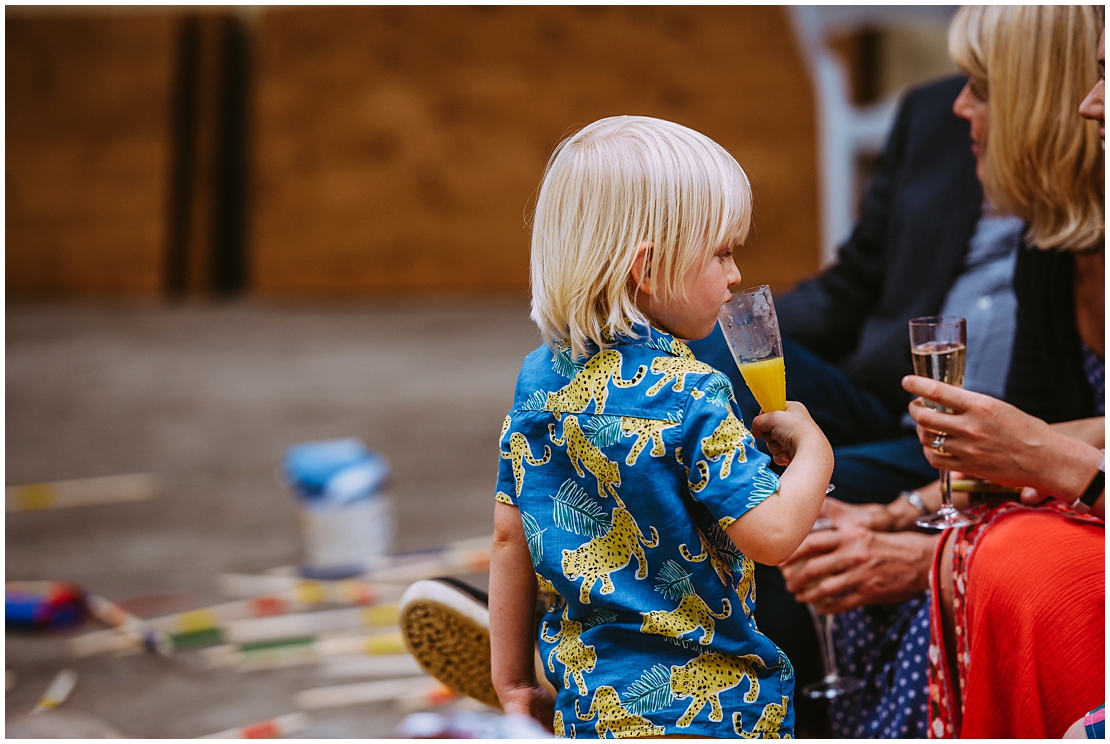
[939,468,953,512]
[809,604,840,679]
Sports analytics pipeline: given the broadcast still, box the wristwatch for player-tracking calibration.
[899,490,930,516]
[1070,449,1105,515]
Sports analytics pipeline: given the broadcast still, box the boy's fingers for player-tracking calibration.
[750,411,781,438]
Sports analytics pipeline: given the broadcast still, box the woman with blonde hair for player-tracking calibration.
[912,8,1104,737]
[781,5,1104,739]
[947,4,1103,423]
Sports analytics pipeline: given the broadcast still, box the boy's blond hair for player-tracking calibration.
[530,115,753,359]
[949,5,1104,251]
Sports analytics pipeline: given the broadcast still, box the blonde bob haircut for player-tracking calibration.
[530,115,752,359]
[949,5,1104,251]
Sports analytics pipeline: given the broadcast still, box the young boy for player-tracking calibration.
[488,115,833,737]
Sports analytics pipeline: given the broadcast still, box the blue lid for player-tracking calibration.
[325,457,390,503]
[283,438,371,493]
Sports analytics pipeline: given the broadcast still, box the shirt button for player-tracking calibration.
[976,296,992,311]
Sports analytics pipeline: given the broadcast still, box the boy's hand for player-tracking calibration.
[751,401,828,467]
[499,683,556,732]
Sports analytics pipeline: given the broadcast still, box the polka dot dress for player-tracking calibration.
[827,594,931,738]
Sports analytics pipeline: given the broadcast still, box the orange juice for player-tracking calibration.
[737,356,786,412]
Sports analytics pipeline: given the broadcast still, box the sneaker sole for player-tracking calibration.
[399,577,501,710]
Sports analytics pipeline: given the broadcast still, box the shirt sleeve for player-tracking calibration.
[679,373,780,530]
[494,414,519,506]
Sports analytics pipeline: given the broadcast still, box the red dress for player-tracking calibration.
[927,500,1104,738]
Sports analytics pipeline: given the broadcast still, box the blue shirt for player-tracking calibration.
[495,325,793,738]
[938,211,1023,398]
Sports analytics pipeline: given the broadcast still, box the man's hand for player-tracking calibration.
[780,521,939,613]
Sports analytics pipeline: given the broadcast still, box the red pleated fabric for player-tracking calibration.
[930,503,1104,738]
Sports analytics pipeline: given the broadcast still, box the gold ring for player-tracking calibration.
[932,433,947,455]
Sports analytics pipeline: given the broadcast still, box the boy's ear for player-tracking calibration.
[629,241,655,295]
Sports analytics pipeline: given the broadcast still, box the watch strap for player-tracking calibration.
[1070,449,1105,514]
[900,490,930,516]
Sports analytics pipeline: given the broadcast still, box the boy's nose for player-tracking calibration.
[728,264,742,286]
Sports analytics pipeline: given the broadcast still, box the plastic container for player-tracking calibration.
[5,581,88,631]
[282,439,393,579]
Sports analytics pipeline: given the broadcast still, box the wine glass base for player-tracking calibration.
[915,508,979,531]
[801,674,865,700]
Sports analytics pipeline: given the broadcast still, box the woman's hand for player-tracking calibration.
[779,500,939,613]
[902,376,1103,504]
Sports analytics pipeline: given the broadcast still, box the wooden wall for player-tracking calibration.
[251,6,819,297]
[7,13,177,297]
[7,6,820,299]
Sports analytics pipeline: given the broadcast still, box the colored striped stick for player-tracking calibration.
[70,593,397,657]
[294,676,451,710]
[6,474,159,512]
[253,538,492,584]
[394,681,466,713]
[215,574,399,605]
[365,547,491,584]
[30,669,78,714]
[223,603,399,644]
[197,712,310,739]
[203,630,407,670]
[86,593,174,656]
[319,652,422,679]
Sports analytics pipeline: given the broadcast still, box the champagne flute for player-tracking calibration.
[721,289,854,695]
[799,517,864,699]
[908,315,978,530]
[717,285,786,412]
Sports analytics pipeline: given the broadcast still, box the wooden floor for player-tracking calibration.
[6,299,538,737]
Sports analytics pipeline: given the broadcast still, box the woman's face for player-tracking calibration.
[953,78,990,183]
[1078,30,1105,143]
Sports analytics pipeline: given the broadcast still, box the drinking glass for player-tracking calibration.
[908,315,978,530]
[799,517,865,700]
[717,285,786,412]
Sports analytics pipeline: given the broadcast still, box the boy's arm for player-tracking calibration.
[489,501,554,729]
[726,403,834,566]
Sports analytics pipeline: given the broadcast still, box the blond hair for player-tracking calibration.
[949,5,1104,251]
[530,116,752,358]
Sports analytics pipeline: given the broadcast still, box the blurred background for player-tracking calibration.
[6,5,957,738]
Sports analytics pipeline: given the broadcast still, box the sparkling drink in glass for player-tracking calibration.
[908,315,978,530]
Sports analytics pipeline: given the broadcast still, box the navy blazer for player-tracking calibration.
[775,76,984,418]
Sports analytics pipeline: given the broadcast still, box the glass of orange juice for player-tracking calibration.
[717,285,786,412]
